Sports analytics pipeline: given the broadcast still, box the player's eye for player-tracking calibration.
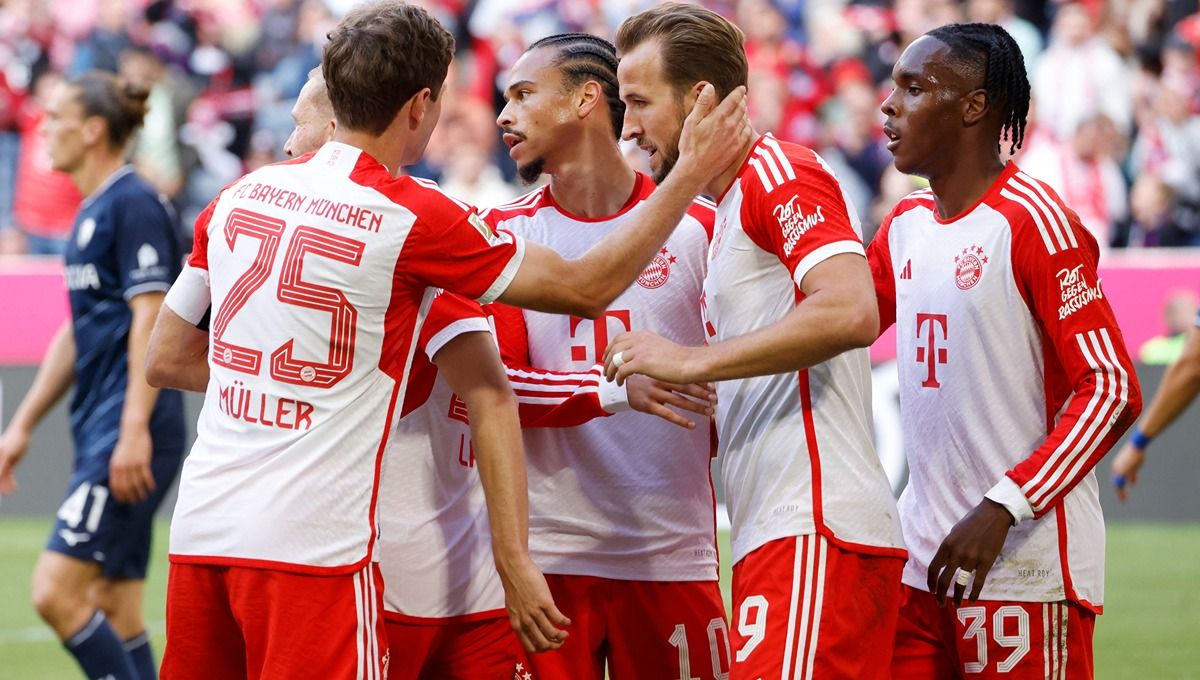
[907,86,922,96]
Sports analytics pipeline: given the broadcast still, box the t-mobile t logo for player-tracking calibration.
[915,313,948,388]
[570,310,632,363]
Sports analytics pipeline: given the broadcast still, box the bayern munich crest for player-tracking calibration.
[637,246,676,289]
[954,244,988,290]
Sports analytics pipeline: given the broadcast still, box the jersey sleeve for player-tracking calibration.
[741,161,864,290]
[485,303,627,428]
[164,196,217,325]
[419,291,491,360]
[398,189,526,305]
[986,197,1142,522]
[866,208,898,335]
[115,190,179,300]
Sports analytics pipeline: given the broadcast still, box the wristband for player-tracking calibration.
[1130,427,1152,450]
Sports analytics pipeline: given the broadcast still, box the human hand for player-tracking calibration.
[0,425,32,495]
[109,424,156,504]
[927,499,1014,606]
[1110,442,1146,503]
[497,554,571,653]
[672,84,751,188]
[603,331,704,385]
[626,375,715,429]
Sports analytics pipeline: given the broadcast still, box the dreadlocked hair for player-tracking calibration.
[528,33,625,140]
[927,22,1030,155]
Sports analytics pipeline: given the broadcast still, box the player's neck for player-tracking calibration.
[928,151,1006,221]
[547,138,637,218]
[703,130,758,201]
[71,151,127,199]
[334,128,406,177]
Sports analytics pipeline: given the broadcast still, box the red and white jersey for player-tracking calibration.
[482,173,720,581]
[163,142,525,574]
[867,162,1141,609]
[705,134,905,566]
[379,291,620,621]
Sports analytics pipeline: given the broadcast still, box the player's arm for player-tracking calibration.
[432,331,571,653]
[146,305,210,392]
[1111,322,1200,500]
[0,321,75,495]
[928,217,1142,606]
[603,159,878,384]
[147,197,215,393]
[110,292,169,504]
[604,253,876,384]
[489,303,713,429]
[496,85,750,318]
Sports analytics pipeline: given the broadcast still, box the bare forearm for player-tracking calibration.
[122,302,163,429]
[466,389,530,564]
[10,322,75,432]
[1139,354,1200,438]
[693,289,877,382]
[146,304,210,392]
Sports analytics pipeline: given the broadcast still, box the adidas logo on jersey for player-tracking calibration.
[899,259,912,280]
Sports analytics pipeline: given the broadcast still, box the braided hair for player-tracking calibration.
[528,33,625,140]
[927,23,1030,155]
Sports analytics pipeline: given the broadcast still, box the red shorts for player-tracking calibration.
[384,614,525,680]
[161,562,388,680]
[524,574,730,680]
[730,534,904,680]
[893,585,1096,679]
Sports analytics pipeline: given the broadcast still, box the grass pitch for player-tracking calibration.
[0,520,1196,679]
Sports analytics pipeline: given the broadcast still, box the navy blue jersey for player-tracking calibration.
[63,167,186,472]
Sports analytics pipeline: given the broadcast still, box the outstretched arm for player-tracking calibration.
[497,85,750,318]
[1111,323,1200,500]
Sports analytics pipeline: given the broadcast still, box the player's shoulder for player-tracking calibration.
[741,134,839,198]
[478,185,550,226]
[988,164,1097,256]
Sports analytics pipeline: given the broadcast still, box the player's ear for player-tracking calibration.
[82,115,106,147]
[575,80,602,121]
[962,88,989,127]
[406,88,434,131]
[682,80,708,114]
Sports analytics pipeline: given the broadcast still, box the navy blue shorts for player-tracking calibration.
[45,448,183,580]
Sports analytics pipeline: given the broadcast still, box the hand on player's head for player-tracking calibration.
[672,84,750,188]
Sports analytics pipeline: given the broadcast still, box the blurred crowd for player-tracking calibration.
[0,0,1198,256]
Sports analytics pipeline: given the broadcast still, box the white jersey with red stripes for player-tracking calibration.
[705,134,905,566]
[162,142,524,573]
[482,172,720,581]
[867,162,1141,608]
[379,291,622,620]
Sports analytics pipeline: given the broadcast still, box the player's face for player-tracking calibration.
[497,48,576,185]
[880,36,965,178]
[618,41,687,184]
[284,79,334,158]
[42,83,90,174]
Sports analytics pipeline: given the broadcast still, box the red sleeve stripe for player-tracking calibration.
[509,376,601,393]
[1015,172,1078,249]
[1022,329,1130,509]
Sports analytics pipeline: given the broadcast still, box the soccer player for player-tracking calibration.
[0,72,184,680]
[145,2,749,678]
[869,24,1142,678]
[1111,307,1200,500]
[283,67,336,160]
[407,33,724,680]
[603,5,907,678]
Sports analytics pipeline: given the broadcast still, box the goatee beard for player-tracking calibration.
[518,158,546,185]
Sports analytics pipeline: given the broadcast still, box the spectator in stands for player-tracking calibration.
[1131,69,1200,246]
[1140,290,1200,365]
